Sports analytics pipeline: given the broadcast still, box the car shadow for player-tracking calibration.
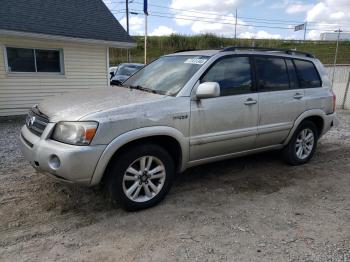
[172,150,312,196]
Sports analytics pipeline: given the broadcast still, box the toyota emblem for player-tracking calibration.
[26,115,36,127]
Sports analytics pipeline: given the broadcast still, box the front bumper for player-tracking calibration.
[20,124,106,185]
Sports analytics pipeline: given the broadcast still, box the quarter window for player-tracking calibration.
[255,57,289,91]
[294,59,321,88]
[202,56,252,96]
[6,47,63,73]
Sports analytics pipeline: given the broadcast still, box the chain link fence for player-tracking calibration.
[325,65,350,109]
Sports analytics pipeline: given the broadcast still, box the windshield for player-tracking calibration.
[123,55,209,96]
[117,65,143,76]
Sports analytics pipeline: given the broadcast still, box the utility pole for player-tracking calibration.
[143,0,148,64]
[234,9,237,39]
[332,29,343,89]
[303,22,307,41]
[126,0,130,62]
[144,14,148,64]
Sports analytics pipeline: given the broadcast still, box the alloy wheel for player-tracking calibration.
[122,156,166,203]
[295,128,315,160]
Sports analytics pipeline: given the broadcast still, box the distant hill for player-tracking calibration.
[110,34,350,65]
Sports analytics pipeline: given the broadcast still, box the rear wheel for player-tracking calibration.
[283,121,318,165]
[106,144,175,211]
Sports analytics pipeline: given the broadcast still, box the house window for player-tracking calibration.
[6,47,63,73]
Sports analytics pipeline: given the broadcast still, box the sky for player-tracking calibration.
[103,0,350,40]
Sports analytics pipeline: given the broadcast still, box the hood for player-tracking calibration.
[112,75,129,82]
[38,87,165,122]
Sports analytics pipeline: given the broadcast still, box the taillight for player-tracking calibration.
[331,90,336,113]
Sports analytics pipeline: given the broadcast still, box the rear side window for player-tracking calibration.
[294,59,321,88]
[286,59,300,89]
[202,56,252,96]
[255,57,289,91]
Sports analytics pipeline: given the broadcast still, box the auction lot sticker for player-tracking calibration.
[184,57,208,65]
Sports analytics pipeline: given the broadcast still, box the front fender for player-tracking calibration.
[283,109,335,146]
[90,126,189,185]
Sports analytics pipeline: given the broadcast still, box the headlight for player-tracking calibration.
[52,121,98,145]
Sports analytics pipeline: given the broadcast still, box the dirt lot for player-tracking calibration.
[0,111,350,262]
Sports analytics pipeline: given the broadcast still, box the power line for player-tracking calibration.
[114,10,350,32]
[121,1,350,26]
[107,0,350,32]
[145,14,294,30]
[110,9,299,26]
[110,7,350,28]
[131,1,304,23]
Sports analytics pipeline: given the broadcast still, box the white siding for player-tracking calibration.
[0,36,108,116]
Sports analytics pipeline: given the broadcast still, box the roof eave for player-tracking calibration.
[0,29,136,48]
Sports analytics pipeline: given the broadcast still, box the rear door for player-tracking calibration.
[189,55,259,161]
[254,56,306,148]
[293,59,326,111]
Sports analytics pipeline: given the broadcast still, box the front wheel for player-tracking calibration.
[283,121,319,165]
[106,144,175,211]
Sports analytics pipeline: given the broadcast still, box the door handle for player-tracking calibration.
[244,98,257,105]
[293,93,303,99]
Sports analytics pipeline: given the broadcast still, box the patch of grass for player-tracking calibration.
[110,34,350,65]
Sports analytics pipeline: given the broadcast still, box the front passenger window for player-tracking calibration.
[202,56,252,96]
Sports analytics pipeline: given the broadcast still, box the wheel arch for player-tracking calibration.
[283,109,327,146]
[90,126,189,185]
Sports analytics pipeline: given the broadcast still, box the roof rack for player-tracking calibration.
[220,46,315,58]
[174,49,198,53]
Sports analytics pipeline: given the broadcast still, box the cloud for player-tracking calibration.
[286,3,313,14]
[150,26,176,36]
[271,0,313,14]
[189,13,248,37]
[330,11,345,20]
[270,0,290,9]
[253,0,265,6]
[171,0,241,13]
[306,2,327,22]
[120,16,144,35]
[305,0,350,40]
[239,30,282,39]
[102,0,114,9]
[170,0,247,37]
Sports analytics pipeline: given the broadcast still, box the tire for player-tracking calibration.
[282,120,319,165]
[105,143,175,211]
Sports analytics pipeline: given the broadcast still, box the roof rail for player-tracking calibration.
[220,46,315,58]
[174,49,198,53]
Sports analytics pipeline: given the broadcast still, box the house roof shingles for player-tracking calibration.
[0,0,134,45]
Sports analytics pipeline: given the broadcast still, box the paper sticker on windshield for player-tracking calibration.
[184,58,207,65]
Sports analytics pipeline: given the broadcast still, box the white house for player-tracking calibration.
[0,0,135,116]
[320,32,350,41]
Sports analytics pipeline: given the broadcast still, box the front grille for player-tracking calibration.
[26,109,49,137]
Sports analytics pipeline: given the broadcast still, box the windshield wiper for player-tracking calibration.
[129,85,158,94]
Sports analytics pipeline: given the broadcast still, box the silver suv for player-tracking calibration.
[20,47,336,210]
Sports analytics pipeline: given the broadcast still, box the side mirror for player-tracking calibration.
[196,82,220,99]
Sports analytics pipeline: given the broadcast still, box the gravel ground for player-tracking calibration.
[0,111,350,262]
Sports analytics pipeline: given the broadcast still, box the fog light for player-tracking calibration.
[49,155,61,170]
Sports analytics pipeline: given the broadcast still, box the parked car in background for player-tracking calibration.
[20,47,336,211]
[109,66,118,80]
[110,63,144,85]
